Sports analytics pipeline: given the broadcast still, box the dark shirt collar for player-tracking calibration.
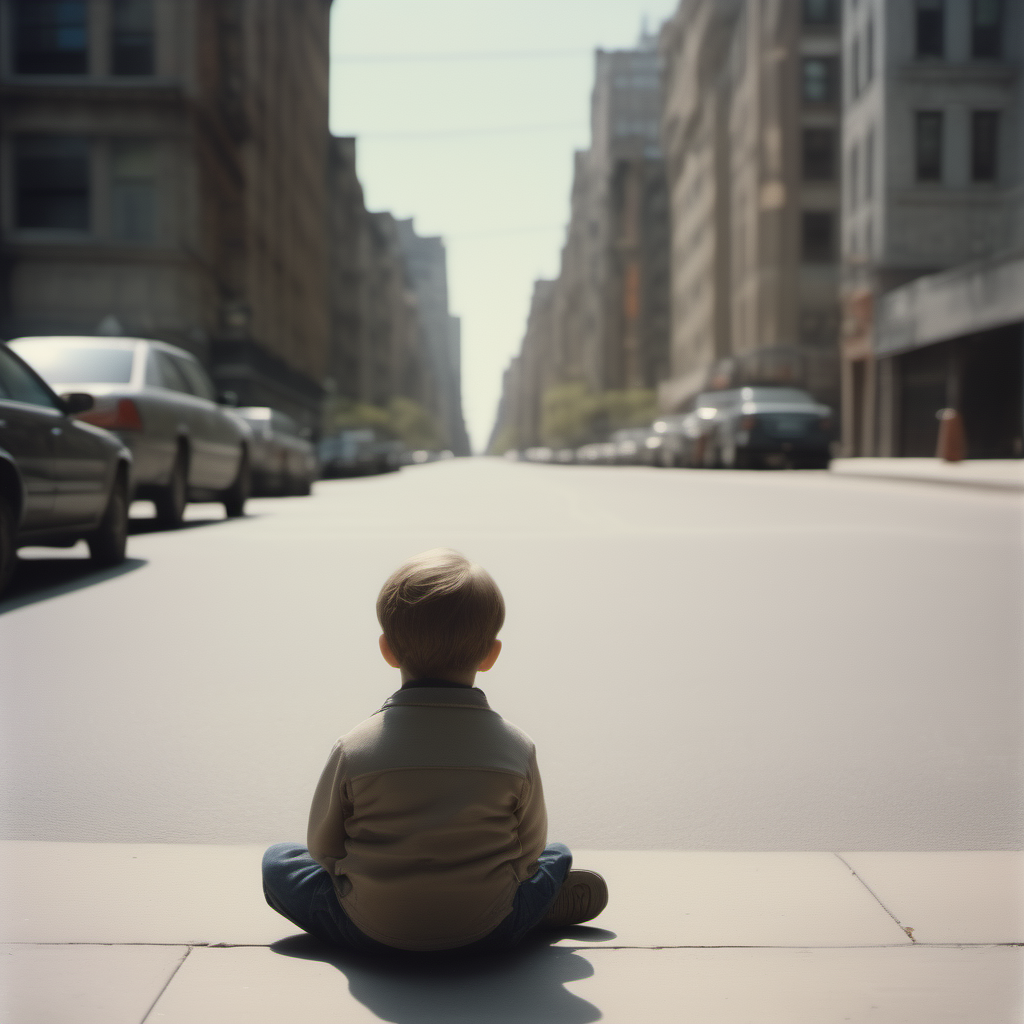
[400,678,474,690]
[380,685,491,713]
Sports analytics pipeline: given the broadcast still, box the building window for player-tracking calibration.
[915,0,945,57]
[848,143,859,208]
[15,136,90,230]
[972,0,1003,58]
[13,0,88,74]
[803,0,839,24]
[865,18,875,85]
[802,128,836,180]
[864,127,875,200]
[111,140,157,240]
[802,57,838,103]
[112,0,155,75]
[851,36,861,98]
[802,211,835,262]
[971,111,999,181]
[915,111,943,181]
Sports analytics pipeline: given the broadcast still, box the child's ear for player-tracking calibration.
[379,634,401,668]
[477,639,502,673]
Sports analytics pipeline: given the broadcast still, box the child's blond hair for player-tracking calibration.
[376,549,505,679]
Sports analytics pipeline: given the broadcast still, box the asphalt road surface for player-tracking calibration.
[2,459,1021,851]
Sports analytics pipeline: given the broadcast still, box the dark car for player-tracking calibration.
[713,386,833,469]
[234,407,317,496]
[9,336,251,526]
[0,343,132,596]
[651,391,740,468]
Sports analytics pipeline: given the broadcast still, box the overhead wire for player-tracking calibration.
[332,48,591,63]
[346,122,585,140]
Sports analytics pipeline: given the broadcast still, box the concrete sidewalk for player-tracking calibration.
[829,457,1024,492]
[1,844,1021,1023]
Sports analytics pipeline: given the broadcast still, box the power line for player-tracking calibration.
[350,121,585,140]
[445,223,565,240]
[332,48,590,63]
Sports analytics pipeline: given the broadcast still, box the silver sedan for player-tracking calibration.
[9,336,251,527]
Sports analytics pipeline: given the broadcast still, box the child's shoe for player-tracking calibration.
[542,870,608,927]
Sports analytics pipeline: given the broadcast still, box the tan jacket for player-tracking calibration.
[307,686,547,950]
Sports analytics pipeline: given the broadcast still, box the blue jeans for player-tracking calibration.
[262,841,573,954]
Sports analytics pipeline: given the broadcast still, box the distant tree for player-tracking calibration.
[541,382,598,447]
[388,396,446,451]
[599,388,658,431]
[540,383,658,447]
[328,399,393,436]
[326,396,445,451]
[488,423,521,456]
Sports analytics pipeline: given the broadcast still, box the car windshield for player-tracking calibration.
[13,343,135,384]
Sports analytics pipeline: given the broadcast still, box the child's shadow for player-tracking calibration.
[271,927,617,1023]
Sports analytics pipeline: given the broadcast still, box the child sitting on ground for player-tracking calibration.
[262,548,607,952]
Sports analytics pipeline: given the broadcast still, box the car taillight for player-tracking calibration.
[78,398,143,431]
[740,415,756,431]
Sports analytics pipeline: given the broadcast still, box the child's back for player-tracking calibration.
[263,549,607,953]
[308,683,546,950]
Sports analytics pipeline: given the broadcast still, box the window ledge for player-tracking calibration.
[898,61,1019,83]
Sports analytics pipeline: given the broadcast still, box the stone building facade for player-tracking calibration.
[395,220,470,456]
[490,33,671,450]
[0,0,332,430]
[658,0,843,414]
[840,0,1022,456]
[326,137,469,454]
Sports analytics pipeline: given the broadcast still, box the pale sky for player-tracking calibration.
[329,0,679,452]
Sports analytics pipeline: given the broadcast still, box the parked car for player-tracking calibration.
[648,414,689,467]
[575,441,617,465]
[712,386,833,468]
[0,342,132,595]
[318,430,404,476]
[523,446,555,463]
[233,407,317,496]
[609,427,658,466]
[8,336,251,526]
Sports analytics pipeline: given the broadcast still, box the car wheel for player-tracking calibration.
[0,493,16,597]
[223,449,250,518]
[155,449,188,528]
[88,474,128,567]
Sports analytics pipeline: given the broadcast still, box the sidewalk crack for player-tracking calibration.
[834,853,916,942]
[140,944,192,1023]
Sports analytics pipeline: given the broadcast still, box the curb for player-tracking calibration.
[829,467,1024,494]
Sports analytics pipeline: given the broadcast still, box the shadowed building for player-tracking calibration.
[840,0,1023,457]
[0,0,332,431]
[327,137,469,453]
[396,220,470,456]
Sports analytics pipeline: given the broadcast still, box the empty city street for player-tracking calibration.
[2,460,1021,854]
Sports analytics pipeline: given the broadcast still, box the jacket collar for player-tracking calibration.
[380,686,491,712]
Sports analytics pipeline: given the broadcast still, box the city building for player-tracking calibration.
[396,220,471,456]
[658,0,843,414]
[490,32,671,450]
[0,0,332,430]
[326,137,469,453]
[840,0,1023,456]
